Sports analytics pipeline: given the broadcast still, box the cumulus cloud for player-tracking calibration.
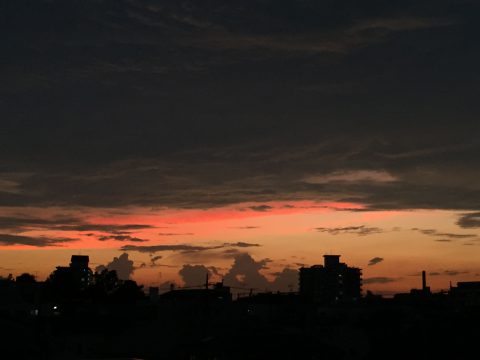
[270,268,299,292]
[223,253,271,290]
[95,253,135,280]
[179,265,211,287]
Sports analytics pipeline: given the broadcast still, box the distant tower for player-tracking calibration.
[421,270,430,293]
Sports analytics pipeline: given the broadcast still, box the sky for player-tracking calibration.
[1,0,480,295]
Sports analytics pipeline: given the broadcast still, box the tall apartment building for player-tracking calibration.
[299,255,362,303]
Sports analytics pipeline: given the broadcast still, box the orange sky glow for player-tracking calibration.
[1,200,479,296]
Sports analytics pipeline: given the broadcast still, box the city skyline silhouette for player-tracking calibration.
[2,1,480,358]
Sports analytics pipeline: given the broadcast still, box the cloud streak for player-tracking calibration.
[120,241,261,254]
[412,228,477,239]
[457,212,480,229]
[368,257,384,266]
[315,226,383,236]
[0,234,78,247]
[363,277,399,284]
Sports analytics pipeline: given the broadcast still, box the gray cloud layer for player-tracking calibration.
[2,0,480,217]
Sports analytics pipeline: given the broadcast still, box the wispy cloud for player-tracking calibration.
[0,215,155,234]
[368,257,384,266]
[98,235,148,242]
[457,212,480,229]
[158,232,195,236]
[363,277,399,284]
[0,234,78,247]
[315,225,383,236]
[229,226,260,229]
[412,228,477,239]
[121,241,261,254]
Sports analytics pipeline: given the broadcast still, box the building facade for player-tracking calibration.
[299,255,362,304]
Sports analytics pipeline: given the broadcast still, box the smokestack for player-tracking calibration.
[422,270,427,291]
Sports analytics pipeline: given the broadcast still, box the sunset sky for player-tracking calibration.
[2,0,480,295]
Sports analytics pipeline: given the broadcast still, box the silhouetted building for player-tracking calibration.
[450,281,480,306]
[48,255,93,294]
[394,270,432,303]
[299,255,362,304]
[149,286,159,301]
[70,255,89,269]
[161,282,232,303]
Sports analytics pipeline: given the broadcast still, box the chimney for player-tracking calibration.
[422,270,427,291]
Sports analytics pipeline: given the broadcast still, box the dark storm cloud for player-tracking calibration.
[316,226,383,236]
[0,234,77,247]
[2,0,480,214]
[368,257,384,266]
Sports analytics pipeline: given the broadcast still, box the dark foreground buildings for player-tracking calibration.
[299,255,362,303]
[3,254,480,359]
[48,255,93,294]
